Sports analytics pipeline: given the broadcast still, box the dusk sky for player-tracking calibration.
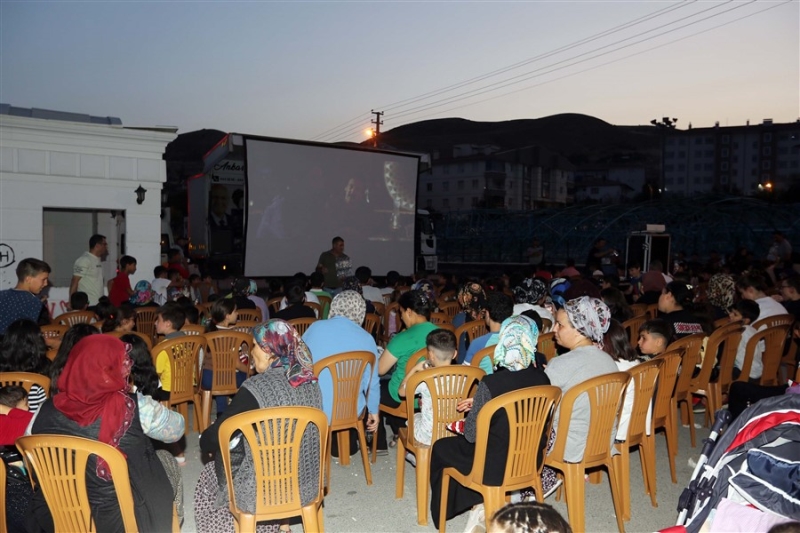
[2,1,797,143]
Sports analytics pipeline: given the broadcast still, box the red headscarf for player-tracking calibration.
[53,335,135,480]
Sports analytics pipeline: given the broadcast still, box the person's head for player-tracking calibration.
[457,281,487,320]
[121,334,158,396]
[554,296,611,350]
[0,319,49,373]
[425,329,457,367]
[642,271,666,293]
[494,315,539,371]
[167,268,182,283]
[94,300,118,332]
[70,291,89,311]
[155,303,185,334]
[521,310,543,332]
[119,255,137,275]
[386,270,402,288]
[638,319,672,356]
[355,266,372,285]
[649,260,664,272]
[512,277,547,306]
[331,236,345,254]
[736,272,769,300]
[210,184,229,217]
[207,299,237,331]
[628,262,642,278]
[602,319,639,361]
[115,303,136,332]
[89,234,108,258]
[730,299,760,325]
[49,323,100,394]
[707,273,736,310]
[342,276,363,295]
[251,319,317,383]
[167,249,182,264]
[285,283,306,306]
[398,289,433,323]
[231,277,251,298]
[153,266,168,279]
[601,287,631,320]
[659,281,693,313]
[329,290,367,325]
[484,291,514,326]
[15,258,51,294]
[488,502,572,533]
[130,281,156,306]
[309,271,325,289]
[781,277,800,301]
[0,385,29,412]
[188,273,201,287]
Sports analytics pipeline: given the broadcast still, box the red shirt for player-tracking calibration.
[168,262,190,281]
[109,272,132,307]
[0,408,33,446]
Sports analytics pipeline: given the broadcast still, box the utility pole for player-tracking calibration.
[371,110,384,148]
[650,117,678,194]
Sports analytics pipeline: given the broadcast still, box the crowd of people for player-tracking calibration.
[1,230,800,533]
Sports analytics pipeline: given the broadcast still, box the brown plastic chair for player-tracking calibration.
[312,351,376,491]
[430,312,451,326]
[151,336,204,434]
[752,313,794,330]
[667,333,704,447]
[134,307,159,344]
[713,317,734,329]
[362,313,381,341]
[707,325,744,423]
[217,407,328,533]
[288,317,317,336]
[40,324,68,343]
[381,302,402,346]
[180,324,206,336]
[738,324,793,387]
[537,331,558,362]
[439,385,561,533]
[231,320,259,334]
[690,322,742,426]
[198,331,252,432]
[650,350,682,483]
[622,315,647,348]
[455,320,488,346]
[0,372,50,398]
[0,459,5,533]
[439,301,460,318]
[544,373,629,533]
[15,435,140,532]
[470,345,494,372]
[613,359,662,521]
[317,294,332,318]
[398,365,484,525]
[645,304,659,320]
[266,296,282,315]
[57,310,96,327]
[236,308,263,323]
[629,303,648,318]
[105,330,153,350]
[304,302,322,319]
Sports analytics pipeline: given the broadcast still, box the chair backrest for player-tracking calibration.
[316,294,332,316]
[371,301,385,320]
[669,333,704,401]
[288,317,317,336]
[105,330,153,350]
[752,324,792,386]
[150,336,204,405]
[693,321,741,390]
[40,324,68,343]
[312,351,376,431]
[470,345,494,371]
[0,372,50,398]
[134,307,159,343]
[715,325,744,393]
[303,302,322,319]
[231,320,259,334]
[470,386,561,490]
[651,350,682,426]
[266,297,282,315]
[57,310,96,327]
[439,301,460,318]
[455,320,488,345]
[752,313,794,330]
[623,359,662,443]
[629,303,648,318]
[237,308,263,323]
[382,302,402,339]
[537,331,557,362]
[362,313,381,340]
[429,312,451,326]
[181,324,206,336]
[713,316,735,329]
[15,435,139,532]
[217,406,328,518]
[203,331,252,395]
[645,304,659,320]
[622,315,647,348]
[550,373,629,466]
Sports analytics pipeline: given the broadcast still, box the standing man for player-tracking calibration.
[0,258,51,335]
[316,236,352,294]
[69,234,107,307]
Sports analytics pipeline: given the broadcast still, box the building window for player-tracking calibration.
[508,180,514,190]
[721,174,729,184]
[472,162,480,172]
[705,150,714,157]
[763,146,772,156]
[443,165,450,175]
[442,198,450,208]
[472,179,479,189]
[677,177,685,184]
[426,198,433,208]
[763,133,772,142]
[678,164,685,171]
[694,176,702,184]
[457,163,465,173]
[705,137,714,144]
[678,151,686,157]
[704,163,714,171]
[695,138,703,145]
[443,182,450,191]
[457,180,464,190]
[762,160,772,170]
[694,163,702,171]
[664,177,674,185]
[664,164,674,171]
[722,135,730,144]
[694,151,702,158]
[591,187,599,194]
[679,138,686,145]
[665,151,675,158]
[721,148,729,157]
[704,176,713,184]
[426,183,433,192]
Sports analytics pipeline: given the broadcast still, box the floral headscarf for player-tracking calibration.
[493,315,539,371]
[412,279,436,305]
[707,273,735,310]
[342,276,363,295]
[252,319,316,387]
[53,336,134,480]
[457,282,486,320]
[129,280,155,306]
[512,278,547,305]
[329,290,366,325]
[563,296,611,348]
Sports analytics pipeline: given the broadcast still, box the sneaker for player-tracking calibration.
[463,503,485,533]
[405,451,416,467]
[542,479,563,500]
[375,448,389,456]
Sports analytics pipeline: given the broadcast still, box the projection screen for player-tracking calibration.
[244,138,420,277]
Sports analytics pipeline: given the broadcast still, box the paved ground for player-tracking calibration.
[178,409,710,533]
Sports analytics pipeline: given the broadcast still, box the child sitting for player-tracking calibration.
[154,303,187,402]
[637,318,673,357]
[730,299,764,381]
[69,291,89,312]
[0,385,32,446]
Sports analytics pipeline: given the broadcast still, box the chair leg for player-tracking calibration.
[532,473,545,503]
[370,426,378,464]
[563,465,585,533]
[200,391,211,433]
[301,503,321,533]
[642,437,658,508]
[615,445,631,521]
[356,424,372,486]
[177,403,189,437]
[606,462,626,533]
[325,429,333,495]
[416,447,431,526]
[238,513,255,533]
[684,399,697,448]
[338,432,351,466]
[439,471,452,533]
[666,410,678,484]
[395,437,406,499]
[483,487,504,529]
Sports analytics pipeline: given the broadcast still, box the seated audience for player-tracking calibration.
[274,283,315,321]
[201,299,248,418]
[730,299,765,380]
[637,318,673,357]
[49,323,100,395]
[736,271,788,322]
[0,385,32,445]
[0,319,50,413]
[602,319,645,440]
[658,281,708,338]
[464,291,514,374]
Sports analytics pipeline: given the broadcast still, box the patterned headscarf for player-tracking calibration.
[512,278,547,305]
[252,319,316,388]
[247,279,258,296]
[412,279,436,305]
[493,315,539,371]
[53,336,134,480]
[707,273,736,310]
[329,290,366,325]
[129,280,155,306]
[549,278,571,309]
[342,276,363,294]
[563,296,611,348]
[457,282,486,320]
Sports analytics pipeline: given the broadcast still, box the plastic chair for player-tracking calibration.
[706,325,744,423]
[317,294,332,318]
[622,315,647,348]
[537,331,558,362]
[650,350,682,483]
[288,317,317,336]
[134,307,159,344]
[231,320,259,334]
[612,359,662,521]
[752,313,794,330]
[304,302,322,319]
[439,301,460,318]
[439,386,561,533]
[236,308,263,323]
[470,345,494,372]
[266,296,282,315]
[57,310,96,327]
[312,351,376,491]
[738,324,793,387]
[198,331,252,432]
[217,407,328,533]
[362,313,381,341]
[0,372,50,398]
[40,324,68,343]
[667,333,704,447]
[15,435,140,532]
[181,324,206,336]
[454,320,488,347]
[150,336,204,434]
[430,312,451,326]
[381,302,402,346]
[541,318,553,332]
[629,303,648,318]
[690,321,742,426]
[544,373,629,533]
[397,365,484,525]
[372,301,386,323]
[645,304,659,319]
[105,330,153,350]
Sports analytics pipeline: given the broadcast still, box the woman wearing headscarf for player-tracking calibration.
[28,335,174,533]
[453,281,487,363]
[545,296,618,463]
[512,277,554,329]
[195,319,322,533]
[129,280,157,307]
[706,273,736,321]
[246,279,269,321]
[429,315,551,529]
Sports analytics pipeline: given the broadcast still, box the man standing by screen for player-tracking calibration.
[316,236,352,294]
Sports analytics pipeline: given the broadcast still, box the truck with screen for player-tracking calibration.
[186,134,436,277]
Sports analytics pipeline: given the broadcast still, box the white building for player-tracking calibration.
[574,180,635,203]
[0,105,176,314]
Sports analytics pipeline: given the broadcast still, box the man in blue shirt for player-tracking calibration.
[463,291,514,374]
[0,258,51,335]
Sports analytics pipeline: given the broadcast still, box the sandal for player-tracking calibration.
[388,434,399,448]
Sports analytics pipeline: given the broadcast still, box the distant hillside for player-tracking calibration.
[363,114,660,166]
